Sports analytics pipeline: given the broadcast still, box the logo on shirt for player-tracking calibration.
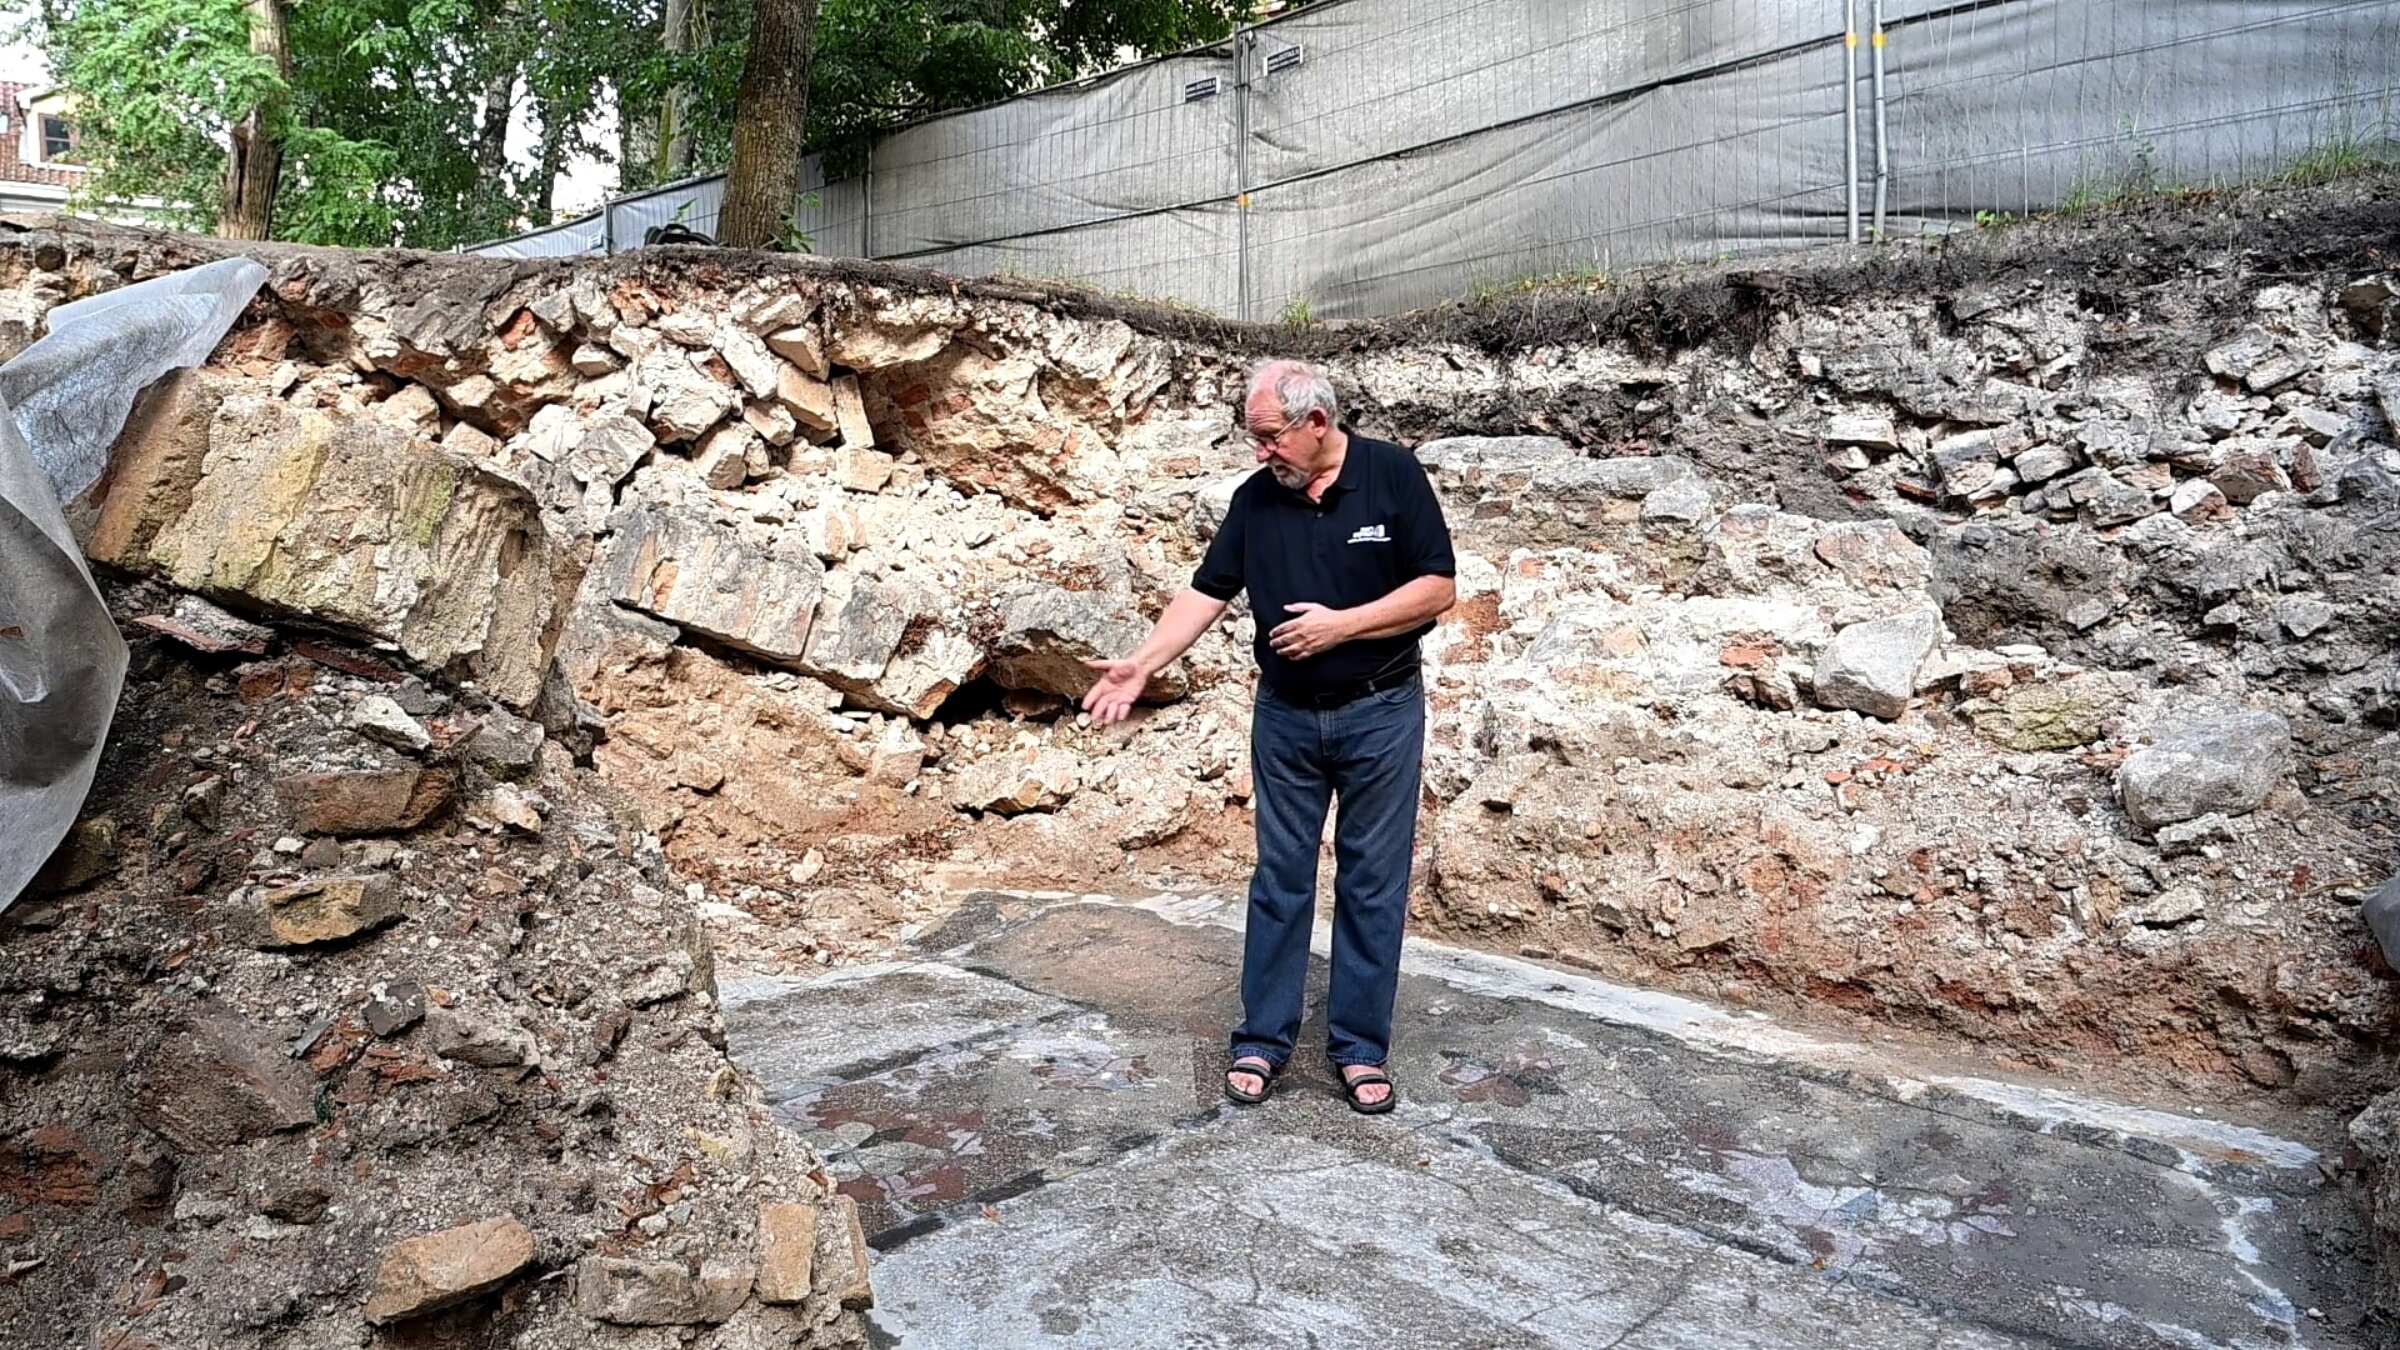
[1347,523,1389,545]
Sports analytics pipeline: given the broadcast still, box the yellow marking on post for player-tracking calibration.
[1873,29,1887,47]
[1845,31,1860,47]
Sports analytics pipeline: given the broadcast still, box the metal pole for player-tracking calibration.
[1844,0,1861,244]
[1871,0,1890,239]
[1234,25,1253,324]
[861,142,874,258]
[601,199,615,255]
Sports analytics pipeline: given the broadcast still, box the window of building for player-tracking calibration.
[40,115,71,162]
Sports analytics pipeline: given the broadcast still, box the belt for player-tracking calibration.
[1269,664,1421,710]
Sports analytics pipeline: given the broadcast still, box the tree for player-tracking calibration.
[220,0,288,239]
[716,0,818,247]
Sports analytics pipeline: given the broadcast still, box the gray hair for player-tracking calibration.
[1246,359,1340,427]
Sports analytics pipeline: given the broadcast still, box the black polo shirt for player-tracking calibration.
[1192,433,1456,698]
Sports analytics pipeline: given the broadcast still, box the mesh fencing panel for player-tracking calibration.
[472,0,2400,318]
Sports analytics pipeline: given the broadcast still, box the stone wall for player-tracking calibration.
[5,180,2397,1240]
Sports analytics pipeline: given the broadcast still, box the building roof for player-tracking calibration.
[0,84,84,189]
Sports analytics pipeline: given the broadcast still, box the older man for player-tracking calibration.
[1083,360,1455,1113]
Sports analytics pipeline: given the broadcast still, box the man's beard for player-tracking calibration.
[1267,462,1310,490]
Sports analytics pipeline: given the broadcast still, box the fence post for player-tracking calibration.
[1871,0,1890,238]
[1844,0,1861,243]
[862,142,875,259]
[1234,23,1253,324]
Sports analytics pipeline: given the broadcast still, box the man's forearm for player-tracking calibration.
[1343,575,1457,641]
[1128,588,1230,672]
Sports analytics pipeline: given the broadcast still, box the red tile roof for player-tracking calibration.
[0,84,84,188]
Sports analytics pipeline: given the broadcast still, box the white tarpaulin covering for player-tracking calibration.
[0,257,267,910]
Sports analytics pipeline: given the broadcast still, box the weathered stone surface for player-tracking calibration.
[353,695,431,754]
[464,709,545,779]
[754,1202,818,1304]
[744,399,797,447]
[2011,445,2076,484]
[257,874,406,948]
[563,415,654,489]
[1640,475,1713,524]
[275,766,457,835]
[134,1003,317,1152]
[2212,439,2291,504]
[636,348,739,443]
[952,747,1081,815]
[425,1005,539,1068]
[2116,706,2293,832]
[696,422,758,490]
[107,399,564,708]
[604,508,825,665]
[987,583,1185,702]
[823,1195,874,1311]
[715,325,782,400]
[800,575,980,718]
[831,447,893,493]
[777,364,838,439]
[831,374,875,449]
[1959,674,2131,751]
[84,368,223,563]
[479,785,545,834]
[574,1256,749,1326]
[2169,478,2227,521]
[1813,610,1940,720]
[2203,325,2277,380]
[30,816,119,895]
[1823,414,1899,450]
[362,1217,537,1325]
[765,324,827,378]
[131,594,273,656]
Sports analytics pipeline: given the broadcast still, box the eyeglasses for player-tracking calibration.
[1243,420,1303,448]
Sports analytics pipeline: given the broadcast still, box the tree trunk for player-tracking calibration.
[219,0,288,240]
[717,0,820,248]
[617,80,659,193]
[475,68,514,185]
[656,0,699,179]
[533,101,565,220]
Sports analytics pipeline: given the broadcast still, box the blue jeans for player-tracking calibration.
[1230,676,1425,1071]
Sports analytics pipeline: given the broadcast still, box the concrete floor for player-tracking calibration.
[723,891,2366,1350]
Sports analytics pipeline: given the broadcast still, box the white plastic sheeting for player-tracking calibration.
[473,0,2400,319]
[0,258,267,910]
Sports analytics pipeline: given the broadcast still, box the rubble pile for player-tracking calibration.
[0,580,874,1346]
[2,174,2399,1329]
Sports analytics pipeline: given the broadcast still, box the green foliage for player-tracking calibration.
[32,0,281,232]
[33,0,1243,248]
[1277,295,1312,327]
[2280,134,2397,186]
[1472,264,1610,303]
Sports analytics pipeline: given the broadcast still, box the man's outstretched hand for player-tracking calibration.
[1080,659,1150,725]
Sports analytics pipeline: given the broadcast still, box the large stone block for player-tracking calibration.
[1813,610,1941,720]
[363,1217,536,1325]
[988,582,1186,703]
[2116,706,2292,832]
[110,397,566,708]
[800,574,982,718]
[605,508,825,665]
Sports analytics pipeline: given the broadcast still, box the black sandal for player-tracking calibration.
[1225,1056,1278,1105]
[1339,1066,1397,1115]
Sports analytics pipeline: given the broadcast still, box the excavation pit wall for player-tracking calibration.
[15,182,2400,1132]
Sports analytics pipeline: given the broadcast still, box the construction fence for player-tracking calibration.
[475,0,2400,321]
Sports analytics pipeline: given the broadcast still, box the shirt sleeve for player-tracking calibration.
[1395,455,1457,579]
[1190,484,1249,601]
